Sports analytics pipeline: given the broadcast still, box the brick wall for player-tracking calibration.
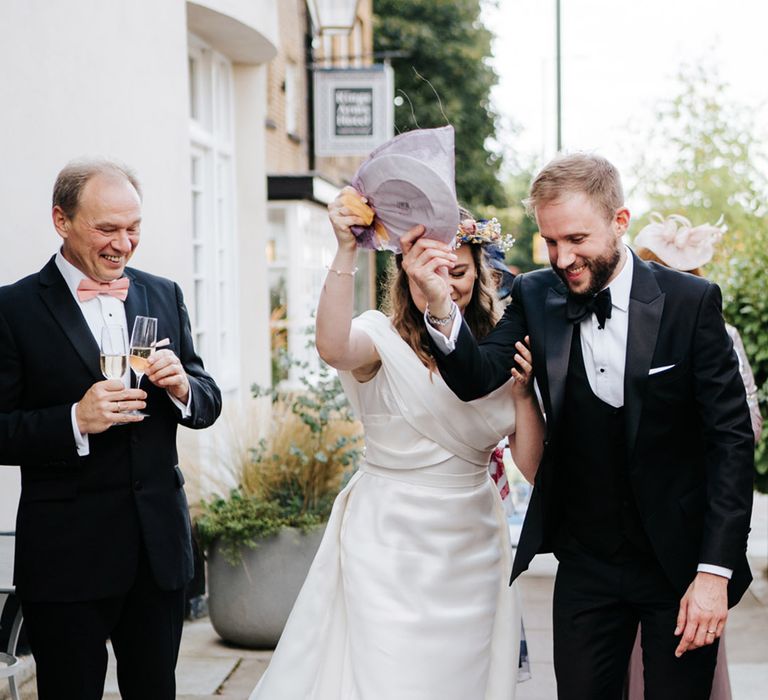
[266,0,374,185]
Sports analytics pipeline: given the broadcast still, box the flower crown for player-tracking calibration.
[455,217,515,251]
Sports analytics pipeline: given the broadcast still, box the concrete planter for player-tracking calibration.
[207,524,326,648]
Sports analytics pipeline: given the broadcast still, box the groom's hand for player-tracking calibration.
[674,572,728,657]
[400,225,456,322]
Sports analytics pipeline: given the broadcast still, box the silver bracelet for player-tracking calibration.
[426,303,456,327]
[327,265,358,277]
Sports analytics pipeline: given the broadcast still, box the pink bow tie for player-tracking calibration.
[76,277,130,302]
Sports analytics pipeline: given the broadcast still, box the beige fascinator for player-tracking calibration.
[634,213,726,271]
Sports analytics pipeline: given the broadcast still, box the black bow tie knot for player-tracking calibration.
[566,288,612,329]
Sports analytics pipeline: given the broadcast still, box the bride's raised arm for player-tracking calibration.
[316,187,380,374]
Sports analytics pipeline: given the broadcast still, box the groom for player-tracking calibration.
[403,153,754,699]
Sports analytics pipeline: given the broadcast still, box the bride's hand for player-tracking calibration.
[327,186,372,251]
[510,336,534,398]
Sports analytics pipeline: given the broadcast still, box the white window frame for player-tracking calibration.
[188,33,240,393]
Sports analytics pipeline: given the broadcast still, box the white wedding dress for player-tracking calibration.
[250,310,521,699]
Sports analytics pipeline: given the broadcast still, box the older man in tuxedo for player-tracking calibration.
[402,153,754,699]
[0,159,221,699]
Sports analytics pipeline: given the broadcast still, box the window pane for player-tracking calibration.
[193,244,204,275]
[217,60,231,139]
[188,36,238,389]
[194,279,205,326]
[191,192,202,240]
[267,208,287,264]
[190,155,201,188]
[189,56,198,120]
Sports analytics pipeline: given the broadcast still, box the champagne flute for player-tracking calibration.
[100,325,129,381]
[129,315,157,416]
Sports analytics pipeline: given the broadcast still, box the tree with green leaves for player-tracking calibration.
[632,63,768,491]
[374,0,506,209]
[478,167,542,274]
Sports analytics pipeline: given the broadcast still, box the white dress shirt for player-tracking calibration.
[425,248,731,579]
[55,252,191,456]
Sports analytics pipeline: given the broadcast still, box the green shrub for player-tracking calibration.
[195,489,324,565]
[194,354,364,562]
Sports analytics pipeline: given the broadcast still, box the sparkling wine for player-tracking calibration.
[100,354,128,380]
[129,347,152,374]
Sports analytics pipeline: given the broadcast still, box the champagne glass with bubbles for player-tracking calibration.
[100,325,128,382]
[129,316,157,416]
[129,316,157,387]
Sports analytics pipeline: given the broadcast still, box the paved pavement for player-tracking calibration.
[6,494,767,699]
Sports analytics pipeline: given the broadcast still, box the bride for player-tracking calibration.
[250,187,545,699]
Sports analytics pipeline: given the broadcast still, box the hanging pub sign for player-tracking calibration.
[313,64,394,157]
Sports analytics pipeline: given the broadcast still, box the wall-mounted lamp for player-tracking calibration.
[306,0,359,36]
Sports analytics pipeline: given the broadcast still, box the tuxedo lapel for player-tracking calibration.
[38,258,102,380]
[123,269,148,339]
[624,255,665,460]
[544,282,574,427]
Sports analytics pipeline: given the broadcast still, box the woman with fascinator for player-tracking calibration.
[624,213,762,700]
[249,187,544,699]
[633,214,761,442]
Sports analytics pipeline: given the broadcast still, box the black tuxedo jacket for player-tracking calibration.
[0,257,222,602]
[433,253,754,606]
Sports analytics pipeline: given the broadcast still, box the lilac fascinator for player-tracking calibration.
[350,126,459,253]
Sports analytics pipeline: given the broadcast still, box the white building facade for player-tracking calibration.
[0,0,280,527]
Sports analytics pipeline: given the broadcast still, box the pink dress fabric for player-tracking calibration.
[624,628,731,699]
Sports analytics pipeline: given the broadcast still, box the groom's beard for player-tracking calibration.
[554,242,622,299]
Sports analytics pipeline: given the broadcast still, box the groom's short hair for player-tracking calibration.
[524,153,624,223]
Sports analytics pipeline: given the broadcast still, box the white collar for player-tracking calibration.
[55,249,90,302]
[604,245,633,312]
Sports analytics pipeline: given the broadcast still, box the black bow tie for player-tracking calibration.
[566,288,612,329]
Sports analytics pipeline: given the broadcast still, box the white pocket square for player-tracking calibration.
[649,364,675,376]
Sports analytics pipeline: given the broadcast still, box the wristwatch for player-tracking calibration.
[426,303,456,327]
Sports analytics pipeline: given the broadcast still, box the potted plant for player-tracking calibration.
[195,357,362,648]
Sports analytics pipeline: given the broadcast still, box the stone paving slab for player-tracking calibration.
[516,661,557,700]
[0,655,34,700]
[217,657,271,698]
[104,653,239,696]
[729,663,768,700]
[10,493,768,699]
[517,573,556,699]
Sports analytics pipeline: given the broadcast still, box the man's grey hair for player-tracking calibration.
[52,158,142,219]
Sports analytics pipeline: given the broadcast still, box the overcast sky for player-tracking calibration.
[483,0,768,197]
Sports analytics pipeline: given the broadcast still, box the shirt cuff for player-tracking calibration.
[424,302,460,354]
[71,403,90,457]
[697,563,733,579]
[167,385,193,418]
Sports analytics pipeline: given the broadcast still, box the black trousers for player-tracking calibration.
[552,535,718,700]
[21,545,185,700]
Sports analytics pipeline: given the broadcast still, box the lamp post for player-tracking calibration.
[556,0,562,152]
[305,1,360,170]
[307,0,360,35]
